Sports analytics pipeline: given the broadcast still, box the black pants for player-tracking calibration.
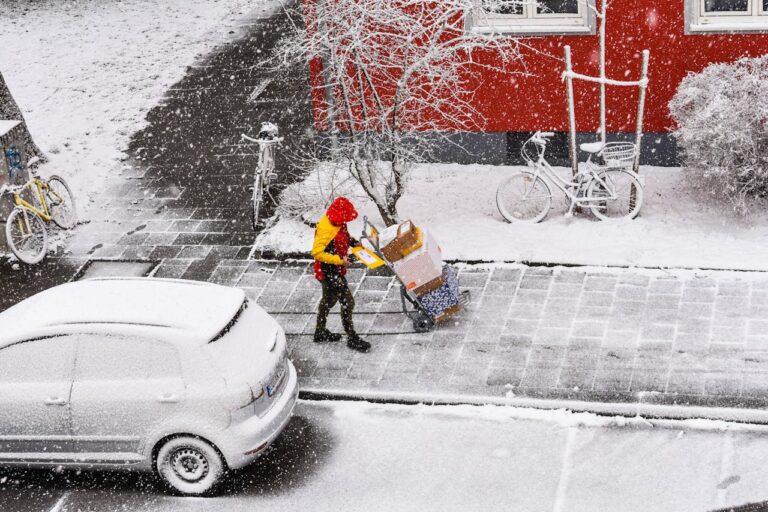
[316,276,356,335]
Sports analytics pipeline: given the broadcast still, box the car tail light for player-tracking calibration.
[231,384,265,423]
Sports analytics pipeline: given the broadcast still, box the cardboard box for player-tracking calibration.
[381,220,422,262]
[393,228,442,291]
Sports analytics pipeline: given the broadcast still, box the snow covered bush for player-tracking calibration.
[669,55,768,214]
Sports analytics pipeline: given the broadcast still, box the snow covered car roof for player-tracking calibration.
[0,278,246,347]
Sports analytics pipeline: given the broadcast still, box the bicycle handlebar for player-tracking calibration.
[241,133,284,144]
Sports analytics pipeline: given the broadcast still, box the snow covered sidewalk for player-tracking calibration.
[255,164,768,271]
[156,256,768,418]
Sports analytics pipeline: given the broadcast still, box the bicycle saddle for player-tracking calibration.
[580,141,604,153]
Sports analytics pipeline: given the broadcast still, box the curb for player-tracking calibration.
[299,387,768,426]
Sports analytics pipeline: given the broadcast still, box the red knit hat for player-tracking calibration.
[326,197,358,225]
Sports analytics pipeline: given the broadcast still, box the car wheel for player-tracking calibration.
[155,436,226,496]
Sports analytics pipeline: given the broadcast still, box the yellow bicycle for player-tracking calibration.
[2,167,77,264]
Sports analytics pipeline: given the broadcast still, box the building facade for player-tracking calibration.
[310,0,768,166]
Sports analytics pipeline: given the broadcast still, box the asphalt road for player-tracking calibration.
[3,400,768,512]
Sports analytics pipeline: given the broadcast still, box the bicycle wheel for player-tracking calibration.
[46,175,77,229]
[496,172,552,223]
[5,207,48,264]
[252,173,264,231]
[586,169,644,221]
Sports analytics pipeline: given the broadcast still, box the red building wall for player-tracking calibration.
[474,1,768,134]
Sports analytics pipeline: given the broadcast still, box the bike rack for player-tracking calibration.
[562,19,650,176]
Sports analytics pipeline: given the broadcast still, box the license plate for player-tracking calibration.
[267,363,286,397]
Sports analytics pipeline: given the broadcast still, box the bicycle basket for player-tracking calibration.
[600,142,636,167]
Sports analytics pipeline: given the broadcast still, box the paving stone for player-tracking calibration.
[152,261,190,279]
[493,345,530,367]
[553,270,585,283]
[173,232,206,245]
[710,326,745,344]
[647,294,681,310]
[557,367,596,390]
[603,330,640,347]
[670,350,708,372]
[518,275,552,290]
[514,290,548,304]
[667,372,705,395]
[489,268,521,282]
[510,303,544,320]
[641,323,675,342]
[572,321,607,339]
[704,374,742,397]
[584,276,617,292]
[593,369,632,393]
[520,367,560,389]
[598,348,636,369]
[630,369,668,393]
[144,232,178,245]
[682,287,716,303]
[120,246,155,260]
[486,367,525,387]
[358,276,393,291]
[484,282,518,296]
[580,292,613,308]
[458,272,490,288]
[549,283,583,298]
[616,285,647,301]
[742,373,768,398]
[680,302,714,318]
[718,281,750,297]
[618,274,651,286]
[178,245,212,259]
[527,345,566,367]
[238,271,272,288]
[150,245,183,259]
[648,279,682,294]
[674,333,710,352]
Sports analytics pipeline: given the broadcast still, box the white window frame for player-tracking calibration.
[686,0,768,33]
[467,0,596,35]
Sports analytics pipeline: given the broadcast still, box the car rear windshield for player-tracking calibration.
[209,298,248,344]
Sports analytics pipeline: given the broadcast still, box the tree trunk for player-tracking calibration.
[0,71,45,162]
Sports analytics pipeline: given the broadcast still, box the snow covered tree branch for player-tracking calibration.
[281,0,530,225]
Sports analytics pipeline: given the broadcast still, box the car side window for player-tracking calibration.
[0,336,77,383]
[75,335,182,381]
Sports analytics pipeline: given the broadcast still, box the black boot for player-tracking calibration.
[314,329,342,343]
[347,333,371,352]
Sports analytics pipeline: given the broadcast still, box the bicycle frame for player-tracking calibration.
[10,178,58,223]
[523,141,621,211]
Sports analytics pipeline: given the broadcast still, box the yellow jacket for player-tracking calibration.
[311,215,345,266]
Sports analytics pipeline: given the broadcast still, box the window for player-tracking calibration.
[468,0,596,35]
[0,336,76,383]
[687,0,768,32]
[74,335,181,381]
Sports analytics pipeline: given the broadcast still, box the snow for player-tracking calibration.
[0,0,267,211]
[257,163,768,271]
[35,399,767,512]
[0,120,20,137]
[0,278,245,345]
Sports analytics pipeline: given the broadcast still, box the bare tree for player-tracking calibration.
[283,0,529,225]
[0,71,44,161]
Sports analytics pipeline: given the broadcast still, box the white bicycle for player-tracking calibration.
[242,122,283,230]
[496,132,644,223]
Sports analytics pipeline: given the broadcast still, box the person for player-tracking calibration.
[311,197,371,352]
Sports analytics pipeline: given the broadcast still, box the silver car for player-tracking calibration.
[0,277,298,496]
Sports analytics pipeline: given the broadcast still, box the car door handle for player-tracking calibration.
[158,393,179,404]
[44,397,67,406]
